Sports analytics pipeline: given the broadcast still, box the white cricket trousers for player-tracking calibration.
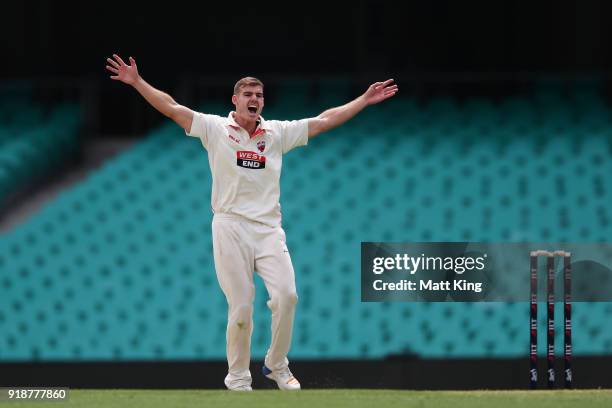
[211,213,298,386]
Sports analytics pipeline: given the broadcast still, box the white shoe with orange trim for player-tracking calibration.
[262,365,301,390]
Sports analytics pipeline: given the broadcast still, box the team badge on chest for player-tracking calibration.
[257,140,266,153]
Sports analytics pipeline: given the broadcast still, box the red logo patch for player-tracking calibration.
[257,140,266,153]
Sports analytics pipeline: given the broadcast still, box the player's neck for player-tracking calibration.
[233,112,258,136]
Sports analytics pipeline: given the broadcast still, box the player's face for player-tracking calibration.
[232,85,264,120]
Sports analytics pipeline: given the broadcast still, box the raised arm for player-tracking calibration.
[307,79,398,138]
[106,54,194,132]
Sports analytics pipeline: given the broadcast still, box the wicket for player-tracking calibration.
[529,250,572,389]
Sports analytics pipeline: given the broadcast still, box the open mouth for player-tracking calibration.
[248,106,258,114]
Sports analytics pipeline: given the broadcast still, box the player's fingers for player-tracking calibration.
[113,53,127,66]
[107,57,120,69]
[381,79,394,86]
[110,75,120,80]
[129,56,137,68]
[384,85,399,92]
[106,65,119,74]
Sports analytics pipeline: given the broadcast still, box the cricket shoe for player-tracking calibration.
[224,375,252,391]
[262,365,301,390]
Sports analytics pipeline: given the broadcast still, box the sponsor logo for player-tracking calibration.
[257,140,266,153]
[237,151,266,169]
[228,134,241,144]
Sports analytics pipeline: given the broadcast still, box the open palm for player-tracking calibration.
[363,79,398,105]
[106,54,139,85]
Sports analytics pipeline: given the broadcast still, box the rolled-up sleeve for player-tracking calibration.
[186,113,219,150]
[279,119,309,154]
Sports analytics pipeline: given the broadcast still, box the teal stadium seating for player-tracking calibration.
[0,101,81,200]
[1,82,612,361]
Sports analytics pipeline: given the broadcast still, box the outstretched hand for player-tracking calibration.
[363,79,398,105]
[106,54,139,85]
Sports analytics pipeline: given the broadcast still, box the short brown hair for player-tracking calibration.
[233,77,264,95]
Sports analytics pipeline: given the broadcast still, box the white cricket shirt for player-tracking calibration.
[186,111,309,227]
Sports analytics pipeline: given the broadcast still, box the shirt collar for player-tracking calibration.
[227,111,268,138]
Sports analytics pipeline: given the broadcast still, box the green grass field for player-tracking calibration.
[6,389,612,408]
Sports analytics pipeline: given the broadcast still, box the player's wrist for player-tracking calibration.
[358,94,371,107]
[130,75,143,87]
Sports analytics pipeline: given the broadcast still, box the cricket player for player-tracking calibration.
[106,54,398,391]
